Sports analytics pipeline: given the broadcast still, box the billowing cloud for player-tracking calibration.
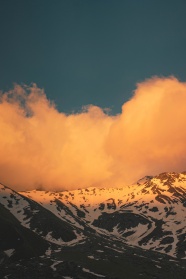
[0,77,186,191]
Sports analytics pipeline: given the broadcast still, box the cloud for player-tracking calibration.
[0,77,186,191]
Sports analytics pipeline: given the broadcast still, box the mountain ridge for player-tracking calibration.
[0,172,186,278]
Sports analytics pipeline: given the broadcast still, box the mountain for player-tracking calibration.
[0,172,186,278]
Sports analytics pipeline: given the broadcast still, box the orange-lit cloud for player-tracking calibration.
[0,77,186,191]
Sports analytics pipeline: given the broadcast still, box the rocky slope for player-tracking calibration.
[0,172,186,278]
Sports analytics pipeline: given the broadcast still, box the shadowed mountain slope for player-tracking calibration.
[0,172,186,278]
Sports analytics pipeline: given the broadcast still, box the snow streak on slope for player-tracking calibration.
[20,172,186,259]
[0,184,84,246]
[0,183,32,228]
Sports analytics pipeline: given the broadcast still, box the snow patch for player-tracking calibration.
[82,268,105,277]
[4,249,15,257]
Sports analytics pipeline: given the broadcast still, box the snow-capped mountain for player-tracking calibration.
[20,171,186,259]
[0,172,186,278]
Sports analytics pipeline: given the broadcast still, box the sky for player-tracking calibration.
[0,1,186,191]
[1,0,186,114]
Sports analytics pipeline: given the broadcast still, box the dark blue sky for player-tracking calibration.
[0,0,186,114]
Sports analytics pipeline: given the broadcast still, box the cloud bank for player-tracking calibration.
[0,77,186,191]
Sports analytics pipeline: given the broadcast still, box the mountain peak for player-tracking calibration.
[0,171,186,270]
[136,171,186,186]
[152,172,186,187]
[136,175,154,185]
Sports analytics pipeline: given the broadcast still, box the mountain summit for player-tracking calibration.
[0,172,186,278]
